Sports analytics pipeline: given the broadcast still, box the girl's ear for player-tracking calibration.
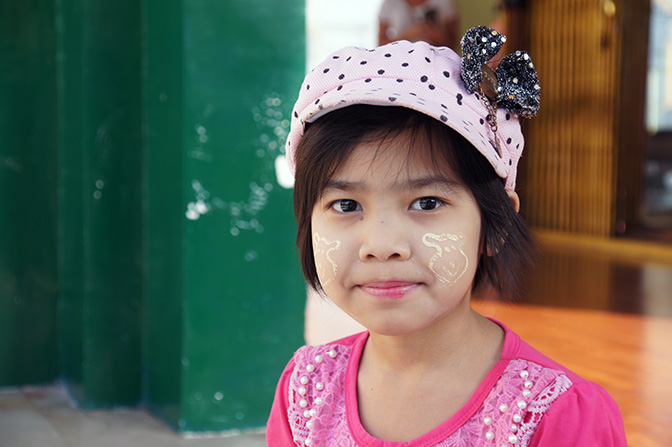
[507,190,521,214]
[485,190,521,256]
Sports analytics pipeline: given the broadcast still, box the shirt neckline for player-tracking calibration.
[344,319,519,446]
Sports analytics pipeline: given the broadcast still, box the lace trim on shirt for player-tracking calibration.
[286,343,351,447]
[453,359,573,447]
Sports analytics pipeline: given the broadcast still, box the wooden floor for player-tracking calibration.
[306,232,672,447]
[520,231,672,317]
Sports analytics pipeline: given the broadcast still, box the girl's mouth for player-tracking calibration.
[358,281,419,299]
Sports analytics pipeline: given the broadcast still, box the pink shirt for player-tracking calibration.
[267,321,626,446]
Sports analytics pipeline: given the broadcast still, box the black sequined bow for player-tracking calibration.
[460,26,540,118]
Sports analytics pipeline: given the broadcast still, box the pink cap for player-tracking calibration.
[285,40,525,190]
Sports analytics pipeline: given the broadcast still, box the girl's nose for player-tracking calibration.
[358,217,412,261]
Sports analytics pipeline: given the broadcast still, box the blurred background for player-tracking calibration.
[1,0,671,446]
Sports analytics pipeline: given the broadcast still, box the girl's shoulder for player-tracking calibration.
[477,355,624,447]
[281,332,366,446]
[493,324,626,446]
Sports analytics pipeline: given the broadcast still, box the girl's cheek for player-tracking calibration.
[313,232,343,287]
[421,232,470,285]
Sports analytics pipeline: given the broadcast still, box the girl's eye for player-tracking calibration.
[411,197,444,211]
[331,199,361,213]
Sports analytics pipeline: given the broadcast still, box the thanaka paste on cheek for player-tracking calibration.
[422,233,469,285]
[313,233,342,286]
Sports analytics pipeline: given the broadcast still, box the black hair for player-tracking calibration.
[293,105,535,299]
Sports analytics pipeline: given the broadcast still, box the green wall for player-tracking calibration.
[57,0,144,409]
[0,1,59,386]
[1,0,306,434]
[144,0,306,432]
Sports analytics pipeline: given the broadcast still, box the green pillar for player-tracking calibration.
[56,0,143,407]
[144,0,306,432]
[1,0,306,431]
[0,1,59,386]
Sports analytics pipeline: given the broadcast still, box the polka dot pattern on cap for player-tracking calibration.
[286,40,526,191]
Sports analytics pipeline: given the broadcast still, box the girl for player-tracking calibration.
[267,26,626,446]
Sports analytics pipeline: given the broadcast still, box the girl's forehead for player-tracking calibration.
[333,138,461,184]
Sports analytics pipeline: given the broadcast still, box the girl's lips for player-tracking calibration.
[358,281,419,299]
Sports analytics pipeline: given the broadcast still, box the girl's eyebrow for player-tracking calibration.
[323,176,462,193]
[403,175,462,191]
[323,180,363,192]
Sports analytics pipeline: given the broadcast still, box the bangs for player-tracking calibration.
[358,115,467,189]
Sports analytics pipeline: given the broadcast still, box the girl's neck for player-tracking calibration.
[362,307,504,377]
[355,308,505,442]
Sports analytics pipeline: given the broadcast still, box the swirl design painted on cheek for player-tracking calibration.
[422,233,469,285]
[313,233,342,287]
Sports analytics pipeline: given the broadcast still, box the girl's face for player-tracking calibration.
[310,139,482,337]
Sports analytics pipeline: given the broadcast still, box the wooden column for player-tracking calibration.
[519,0,649,237]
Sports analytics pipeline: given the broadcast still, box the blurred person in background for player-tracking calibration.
[378,0,460,49]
